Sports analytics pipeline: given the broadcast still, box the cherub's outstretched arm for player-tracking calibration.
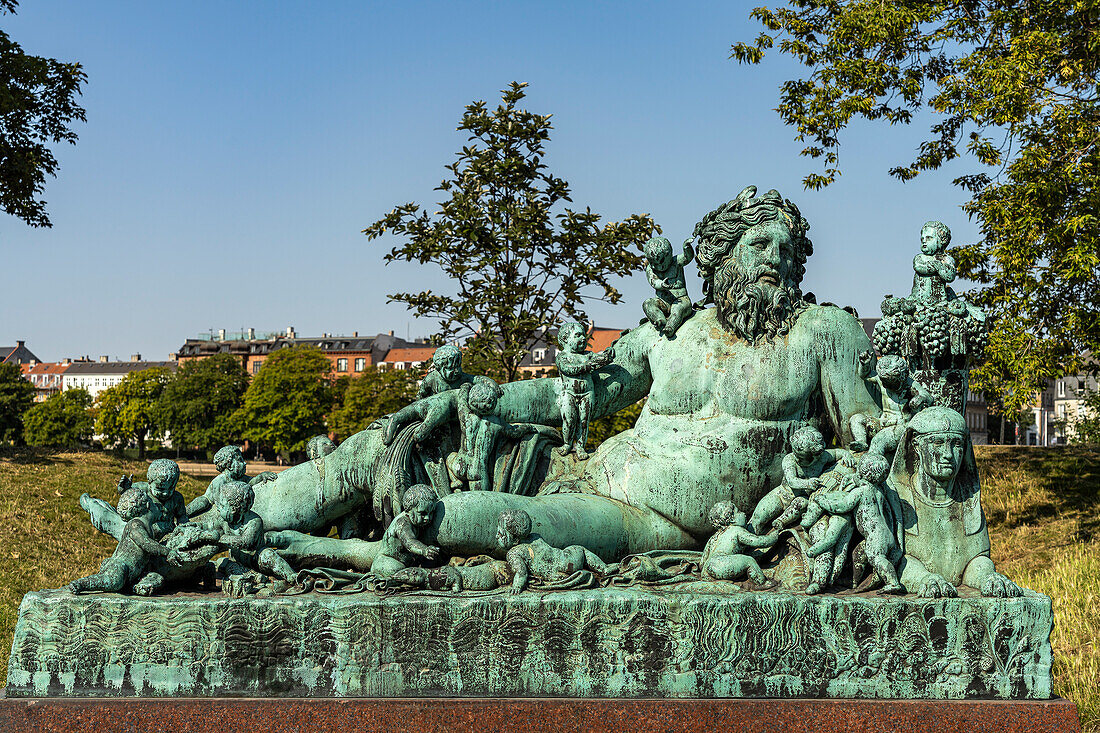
[383,389,462,445]
[677,240,694,266]
[735,527,780,549]
[396,520,439,560]
[127,521,169,557]
[812,487,863,516]
[506,546,530,594]
[782,456,818,493]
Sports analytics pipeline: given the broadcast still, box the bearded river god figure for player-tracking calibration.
[9,188,1054,702]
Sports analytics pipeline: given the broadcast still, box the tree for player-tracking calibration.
[156,354,249,451]
[234,347,332,457]
[23,387,93,447]
[329,366,423,440]
[95,367,170,460]
[1,0,87,227]
[1069,388,1100,445]
[732,2,1100,415]
[364,82,660,384]
[0,361,34,443]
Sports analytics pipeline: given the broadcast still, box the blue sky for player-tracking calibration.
[1,1,983,361]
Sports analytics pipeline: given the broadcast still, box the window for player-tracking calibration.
[252,360,262,374]
[533,348,546,362]
[355,358,366,372]
[1057,381,1066,398]
[337,358,348,372]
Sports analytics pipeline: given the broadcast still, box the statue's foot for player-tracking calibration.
[877,581,905,595]
[917,574,958,599]
[574,449,589,461]
[555,446,571,457]
[804,581,823,595]
[980,572,1023,598]
[68,579,89,594]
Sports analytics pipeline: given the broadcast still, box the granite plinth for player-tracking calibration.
[6,587,1053,699]
[0,696,1082,733]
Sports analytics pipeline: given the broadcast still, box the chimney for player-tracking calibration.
[130,354,141,362]
[99,355,109,363]
[353,331,358,337]
[247,328,255,340]
[218,328,226,341]
[389,330,394,337]
[63,358,71,365]
[16,340,24,348]
[286,326,295,338]
[168,353,178,361]
[28,359,36,367]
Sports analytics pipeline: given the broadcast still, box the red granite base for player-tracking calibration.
[0,695,1083,733]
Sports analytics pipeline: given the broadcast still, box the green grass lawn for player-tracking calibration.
[0,446,1096,728]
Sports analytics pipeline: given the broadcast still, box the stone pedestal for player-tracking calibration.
[0,696,1083,733]
[7,587,1052,699]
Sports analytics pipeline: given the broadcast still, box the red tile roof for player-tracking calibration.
[588,328,622,353]
[381,346,437,363]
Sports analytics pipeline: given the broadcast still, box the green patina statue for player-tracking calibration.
[642,235,694,337]
[18,186,1052,701]
[555,322,615,460]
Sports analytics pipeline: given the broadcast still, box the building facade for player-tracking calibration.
[62,357,177,401]
[20,361,70,402]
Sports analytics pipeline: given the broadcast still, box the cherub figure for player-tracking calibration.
[306,435,336,461]
[849,353,933,457]
[799,454,904,594]
[910,220,956,304]
[701,502,780,585]
[496,509,616,594]
[642,236,695,337]
[186,446,278,518]
[117,458,189,540]
[748,426,855,534]
[555,322,614,460]
[172,479,297,591]
[445,377,538,490]
[70,488,174,595]
[417,344,475,400]
[370,484,441,578]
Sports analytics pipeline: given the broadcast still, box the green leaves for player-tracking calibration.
[155,353,249,451]
[24,388,93,447]
[233,347,332,456]
[0,1,87,227]
[95,368,171,459]
[0,362,34,443]
[328,367,422,439]
[364,82,659,382]
[735,0,1100,410]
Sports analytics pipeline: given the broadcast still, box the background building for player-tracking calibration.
[20,361,70,402]
[62,356,177,400]
[1,341,41,365]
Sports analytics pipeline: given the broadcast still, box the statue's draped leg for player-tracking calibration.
[431,490,696,561]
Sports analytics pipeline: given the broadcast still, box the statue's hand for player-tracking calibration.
[918,573,958,599]
[167,549,184,568]
[981,572,1023,598]
[422,546,441,562]
[117,474,133,493]
[253,471,279,483]
[508,585,523,596]
[840,452,858,469]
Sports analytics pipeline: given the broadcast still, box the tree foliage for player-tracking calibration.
[329,366,423,440]
[1069,388,1100,445]
[23,387,92,447]
[1,0,87,227]
[234,347,332,456]
[95,368,171,460]
[156,354,249,451]
[364,82,660,383]
[0,361,34,443]
[733,1,1100,413]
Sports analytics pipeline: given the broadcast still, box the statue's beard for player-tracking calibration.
[711,262,804,342]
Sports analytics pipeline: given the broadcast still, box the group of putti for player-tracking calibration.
[69,446,305,597]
